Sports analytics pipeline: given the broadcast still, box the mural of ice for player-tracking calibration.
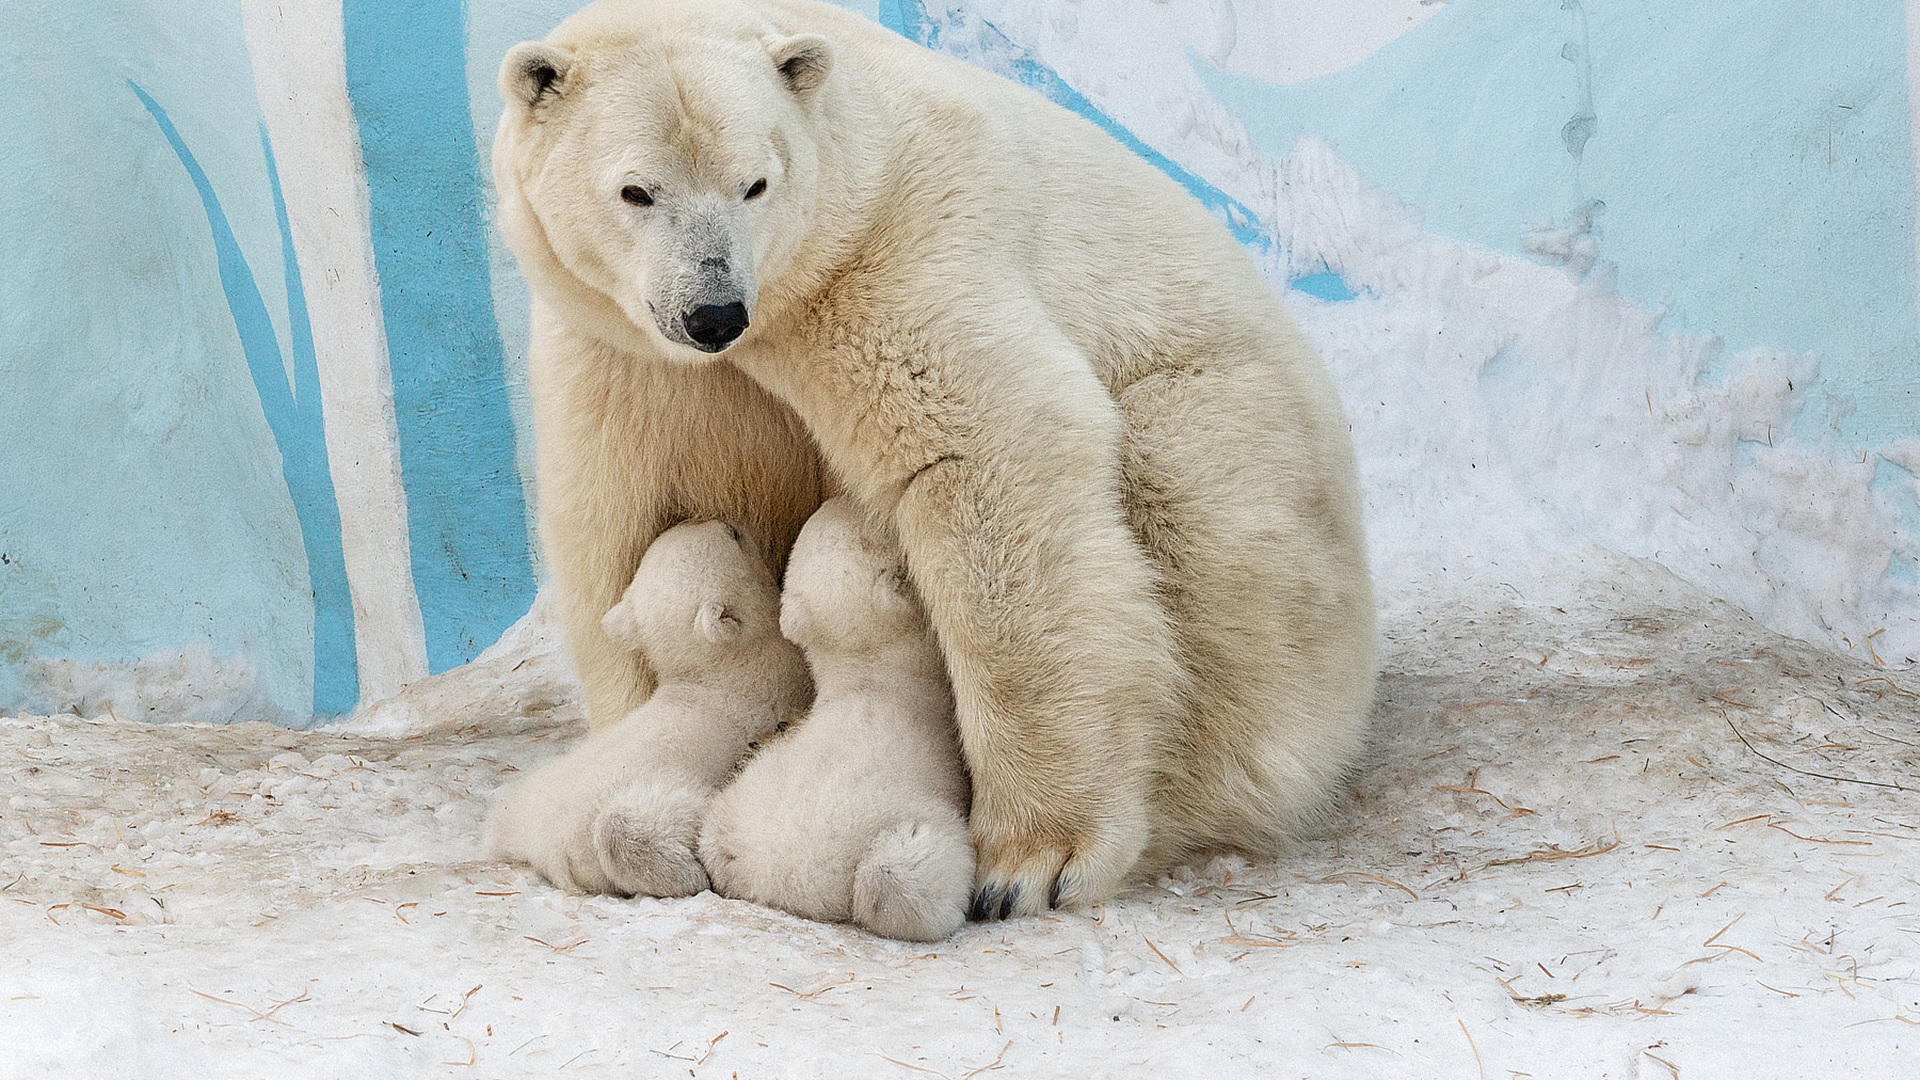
[343,0,537,675]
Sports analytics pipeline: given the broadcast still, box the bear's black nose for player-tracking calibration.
[682,302,750,351]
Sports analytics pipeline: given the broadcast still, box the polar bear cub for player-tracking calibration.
[700,498,972,941]
[489,520,809,896]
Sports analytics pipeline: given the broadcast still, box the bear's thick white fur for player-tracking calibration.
[492,0,1376,917]
[488,520,809,895]
[701,498,972,941]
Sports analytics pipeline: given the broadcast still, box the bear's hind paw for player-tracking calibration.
[852,819,973,942]
[592,778,713,898]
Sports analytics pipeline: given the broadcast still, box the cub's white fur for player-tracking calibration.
[488,520,808,895]
[701,499,971,941]
[492,0,1376,916]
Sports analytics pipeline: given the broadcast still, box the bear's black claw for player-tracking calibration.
[969,885,1000,921]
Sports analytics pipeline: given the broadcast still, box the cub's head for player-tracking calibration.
[601,519,781,676]
[778,498,925,657]
[497,2,836,359]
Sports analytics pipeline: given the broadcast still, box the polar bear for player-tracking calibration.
[700,498,972,941]
[489,519,809,895]
[491,0,1376,918]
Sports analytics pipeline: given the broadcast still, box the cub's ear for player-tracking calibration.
[601,597,641,651]
[768,33,833,94]
[501,42,574,109]
[696,601,742,644]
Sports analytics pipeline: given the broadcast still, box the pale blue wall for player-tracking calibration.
[1197,0,1920,448]
[0,2,316,716]
[1,0,538,721]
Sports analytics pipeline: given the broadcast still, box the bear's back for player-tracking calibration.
[753,0,1303,394]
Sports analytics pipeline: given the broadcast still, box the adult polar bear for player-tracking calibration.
[491,0,1376,919]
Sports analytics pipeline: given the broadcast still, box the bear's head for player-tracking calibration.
[601,519,782,678]
[495,0,845,361]
[778,497,926,658]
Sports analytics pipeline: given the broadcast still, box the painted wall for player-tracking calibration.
[1,1,535,723]
[2,0,1915,726]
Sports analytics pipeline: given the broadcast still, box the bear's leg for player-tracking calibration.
[1113,351,1377,871]
[532,324,671,730]
[735,298,1185,917]
[893,452,1182,919]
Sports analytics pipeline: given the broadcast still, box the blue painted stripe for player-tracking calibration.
[876,0,924,43]
[879,0,1267,250]
[1289,271,1358,302]
[342,1,536,671]
[261,125,360,715]
[129,81,360,716]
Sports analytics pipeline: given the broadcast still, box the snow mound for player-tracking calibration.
[337,589,581,738]
[1249,136,1920,666]
[8,643,296,728]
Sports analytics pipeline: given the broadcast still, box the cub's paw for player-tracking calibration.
[852,818,973,942]
[968,801,1148,921]
[592,776,713,898]
[488,758,616,895]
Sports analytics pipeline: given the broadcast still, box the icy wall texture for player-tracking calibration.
[1,0,1915,726]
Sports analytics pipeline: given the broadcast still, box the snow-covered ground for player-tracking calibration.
[5,548,1917,1078]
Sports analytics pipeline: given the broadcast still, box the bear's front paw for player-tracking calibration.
[968,800,1148,920]
[592,777,713,898]
[853,818,973,942]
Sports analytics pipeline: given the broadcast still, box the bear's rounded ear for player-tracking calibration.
[501,41,575,109]
[768,33,833,94]
[601,598,641,651]
[696,601,742,644]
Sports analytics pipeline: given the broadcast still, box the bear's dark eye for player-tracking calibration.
[744,178,768,200]
[620,185,654,206]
